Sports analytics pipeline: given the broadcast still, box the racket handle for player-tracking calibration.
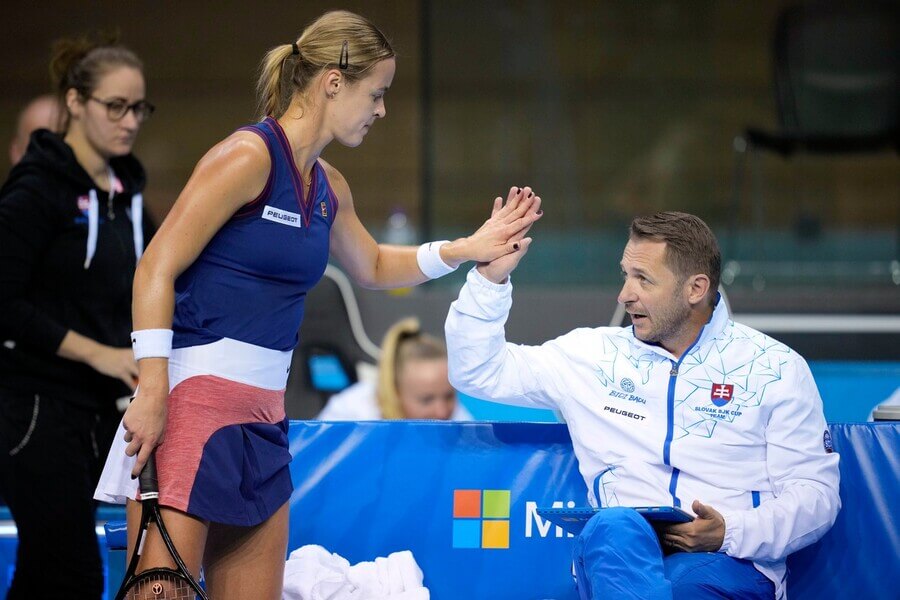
[139,452,160,496]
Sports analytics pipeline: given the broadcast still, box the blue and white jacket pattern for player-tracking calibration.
[445,268,840,599]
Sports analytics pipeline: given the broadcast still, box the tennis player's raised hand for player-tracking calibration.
[443,186,542,266]
[476,188,540,284]
[122,357,169,477]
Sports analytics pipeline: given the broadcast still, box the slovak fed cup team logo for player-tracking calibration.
[711,383,734,407]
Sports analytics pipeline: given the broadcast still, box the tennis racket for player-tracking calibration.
[114,453,209,600]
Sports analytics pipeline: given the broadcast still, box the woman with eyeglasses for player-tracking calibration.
[92,9,539,600]
[0,34,154,599]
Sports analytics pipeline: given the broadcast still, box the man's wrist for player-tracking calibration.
[719,510,741,555]
[475,263,510,285]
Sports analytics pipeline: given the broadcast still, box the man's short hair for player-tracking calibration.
[629,211,721,304]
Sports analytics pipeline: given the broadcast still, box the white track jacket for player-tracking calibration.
[446,268,840,598]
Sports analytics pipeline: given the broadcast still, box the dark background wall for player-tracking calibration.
[0,0,423,227]
[3,1,896,232]
[1,1,897,351]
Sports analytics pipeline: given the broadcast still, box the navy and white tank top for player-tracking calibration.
[172,117,338,351]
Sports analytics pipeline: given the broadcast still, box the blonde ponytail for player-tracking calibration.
[376,318,448,419]
[255,10,394,120]
[255,43,298,121]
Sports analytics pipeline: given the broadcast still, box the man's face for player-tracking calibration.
[9,96,59,165]
[617,238,692,347]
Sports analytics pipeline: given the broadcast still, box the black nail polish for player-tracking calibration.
[131,474,137,480]
[513,243,520,250]
[527,192,533,198]
[514,187,519,194]
[537,210,544,216]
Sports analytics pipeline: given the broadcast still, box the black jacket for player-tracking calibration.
[0,130,153,411]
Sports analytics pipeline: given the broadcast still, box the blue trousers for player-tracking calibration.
[573,507,775,599]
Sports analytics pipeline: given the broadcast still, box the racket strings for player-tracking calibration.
[123,573,196,599]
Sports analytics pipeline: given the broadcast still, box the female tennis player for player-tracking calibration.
[95,10,540,599]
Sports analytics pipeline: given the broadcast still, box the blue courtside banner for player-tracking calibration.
[92,422,897,597]
[785,423,900,598]
[287,421,587,599]
[284,421,900,599]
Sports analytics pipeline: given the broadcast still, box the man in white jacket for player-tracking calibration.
[445,211,840,600]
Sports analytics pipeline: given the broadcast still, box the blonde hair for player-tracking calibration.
[256,10,395,120]
[376,318,447,420]
[49,32,143,133]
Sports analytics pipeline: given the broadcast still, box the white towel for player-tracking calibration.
[283,545,429,600]
[94,418,139,504]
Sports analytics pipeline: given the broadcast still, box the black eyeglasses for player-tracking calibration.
[88,97,156,123]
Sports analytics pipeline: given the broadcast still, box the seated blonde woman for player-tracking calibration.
[317,318,471,421]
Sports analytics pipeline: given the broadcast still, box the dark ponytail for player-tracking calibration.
[49,32,143,132]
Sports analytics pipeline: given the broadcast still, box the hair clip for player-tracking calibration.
[291,42,299,56]
[339,40,349,70]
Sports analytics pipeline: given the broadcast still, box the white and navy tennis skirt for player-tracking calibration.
[95,337,293,527]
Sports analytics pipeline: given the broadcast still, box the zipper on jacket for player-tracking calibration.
[663,331,705,507]
[107,166,117,220]
[664,361,682,506]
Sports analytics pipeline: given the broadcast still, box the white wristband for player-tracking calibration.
[416,240,457,279]
[131,329,173,360]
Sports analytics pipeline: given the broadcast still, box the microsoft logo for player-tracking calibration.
[452,489,510,549]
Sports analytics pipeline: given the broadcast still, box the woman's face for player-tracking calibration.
[329,58,395,148]
[69,66,146,158]
[397,358,458,420]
